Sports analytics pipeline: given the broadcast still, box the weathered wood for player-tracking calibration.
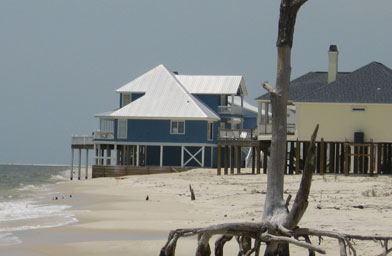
[285,124,319,229]
[377,144,382,174]
[217,145,222,175]
[296,139,300,174]
[340,143,345,174]
[237,146,241,174]
[224,146,229,175]
[256,146,261,174]
[196,233,211,256]
[344,144,350,176]
[230,146,235,175]
[335,143,340,173]
[289,141,295,174]
[190,184,196,201]
[370,142,374,176]
[214,235,232,256]
[320,139,325,175]
[329,142,335,173]
[236,236,252,255]
[354,145,358,174]
[252,146,256,174]
[263,149,268,174]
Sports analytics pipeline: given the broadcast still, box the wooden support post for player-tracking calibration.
[284,142,288,175]
[217,145,222,175]
[224,146,229,175]
[320,139,325,175]
[70,148,74,180]
[263,148,268,174]
[302,142,308,169]
[316,142,321,173]
[289,142,294,174]
[295,139,300,174]
[107,145,111,166]
[251,146,255,174]
[340,143,345,174]
[85,149,89,179]
[329,142,335,173]
[230,146,235,175]
[370,142,374,176]
[256,146,261,174]
[78,148,82,180]
[359,146,364,174]
[344,144,350,176]
[388,144,392,174]
[377,144,382,174]
[354,145,358,174]
[236,146,241,174]
[335,143,340,173]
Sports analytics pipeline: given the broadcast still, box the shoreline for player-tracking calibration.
[1,169,391,255]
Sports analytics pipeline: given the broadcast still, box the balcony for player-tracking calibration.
[218,128,256,141]
[217,105,242,115]
[71,136,94,149]
[93,131,114,140]
[258,123,296,135]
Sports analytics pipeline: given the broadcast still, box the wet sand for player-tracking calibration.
[1,168,391,255]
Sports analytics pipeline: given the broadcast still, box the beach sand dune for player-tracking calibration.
[2,168,391,255]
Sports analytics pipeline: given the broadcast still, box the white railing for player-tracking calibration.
[217,105,243,115]
[258,123,296,135]
[218,128,255,141]
[72,136,94,146]
[93,131,114,140]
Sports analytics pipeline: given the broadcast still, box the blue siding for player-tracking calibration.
[194,94,220,112]
[114,119,216,144]
[244,117,257,129]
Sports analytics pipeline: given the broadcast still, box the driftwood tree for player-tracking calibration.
[160,1,392,255]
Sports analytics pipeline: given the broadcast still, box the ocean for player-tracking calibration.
[0,164,77,246]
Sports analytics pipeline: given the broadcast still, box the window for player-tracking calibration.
[122,94,131,107]
[207,122,213,141]
[171,121,185,134]
[100,119,114,132]
[117,120,128,139]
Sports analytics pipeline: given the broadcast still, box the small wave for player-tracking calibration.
[0,233,22,246]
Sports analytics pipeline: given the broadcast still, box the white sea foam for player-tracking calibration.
[0,200,78,232]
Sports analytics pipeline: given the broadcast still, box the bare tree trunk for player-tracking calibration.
[262,1,308,255]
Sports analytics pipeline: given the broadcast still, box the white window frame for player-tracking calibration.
[170,120,185,135]
[207,122,213,141]
[117,120,128,139]
[100,119,114,132]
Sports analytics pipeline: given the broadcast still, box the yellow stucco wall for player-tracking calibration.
[296,103,392,142]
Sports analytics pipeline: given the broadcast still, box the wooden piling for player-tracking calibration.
[344,144,350,176]
[288,142,294,174]
[217,145,222,175]
[236,146,241,174]
[295,139,300,174]
[329,142,335,173]
[320,139,325,175]
[263,148,268,174]
[224,146,229,175]
[370,142,374,176]
[377,144,382,174]
[256,146,261,174]
[230,146,235,175]
[252,146,255,174]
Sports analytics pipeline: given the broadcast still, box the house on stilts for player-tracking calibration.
[71,64,258,178]
[255,45,392,175]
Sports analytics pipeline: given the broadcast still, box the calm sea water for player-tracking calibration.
[0,164,77,246]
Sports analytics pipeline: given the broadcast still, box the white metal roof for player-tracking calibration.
[175,75,247,96]
[99,65,220,121]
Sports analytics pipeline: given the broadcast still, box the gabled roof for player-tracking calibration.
[175,75,247,96]
[256,62,392,104]
[98,65,220,121]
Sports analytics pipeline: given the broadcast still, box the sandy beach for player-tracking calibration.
[1,168,391,256]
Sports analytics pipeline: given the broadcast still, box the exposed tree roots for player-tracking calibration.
[159,223,392,256]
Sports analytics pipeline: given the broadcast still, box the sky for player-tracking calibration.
[0,0,391,165]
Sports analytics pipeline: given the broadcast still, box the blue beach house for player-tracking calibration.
[92,64,256,171]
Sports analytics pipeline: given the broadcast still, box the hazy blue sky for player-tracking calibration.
[0,0,391,164]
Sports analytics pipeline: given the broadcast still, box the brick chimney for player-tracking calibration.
[328,45,338,84]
